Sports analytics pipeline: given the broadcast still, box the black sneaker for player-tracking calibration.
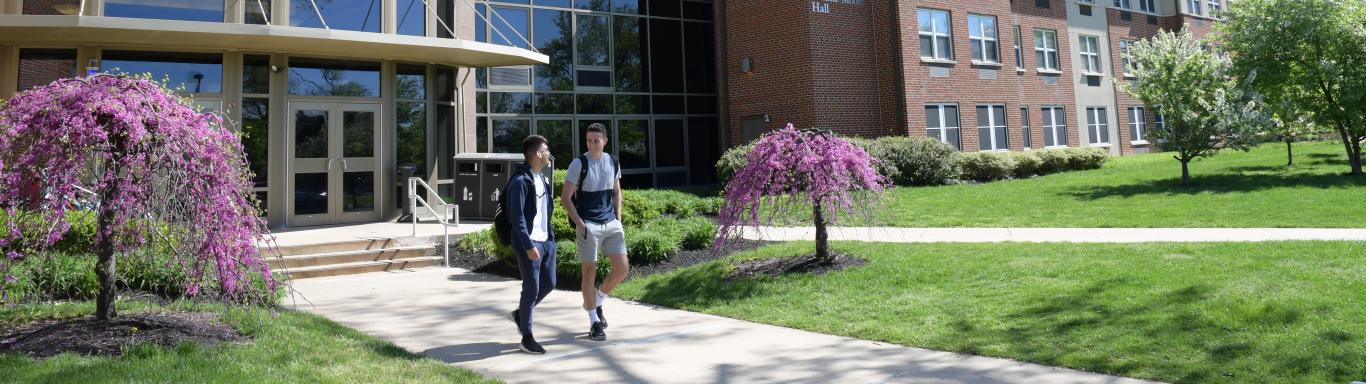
[596,306,607,329]
[508,309,520,329]
[519,335,545,354]
[588,321,607,341]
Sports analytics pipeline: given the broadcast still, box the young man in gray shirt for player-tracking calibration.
[561,123,628,341]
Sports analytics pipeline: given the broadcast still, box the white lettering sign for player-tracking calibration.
[810,0,864,14]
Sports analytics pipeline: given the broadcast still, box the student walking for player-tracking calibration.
[561,123,629,342]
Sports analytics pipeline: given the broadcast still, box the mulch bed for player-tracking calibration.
[0,311,247,359]
[724,252,868,282]
[447,239,771,291]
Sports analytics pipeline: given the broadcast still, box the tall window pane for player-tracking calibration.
[977,105,1007,151]
[397,102,427,176]
[649,19,683,92]
[491,6,531,48]
[618,120,650,169]
[926,104,961,150]
[918,9,953,60]
[291,0,381,32]
[101,51,223,94]
[576,14,611,67]
[615,16,649,92]
[536,119,574,169]
[492,119,531,153]
[106,0,223,22]
[397,0,426,36]
[684,21,716,93]
[534,9,574,91]
[242,97,269,188]
[968,15,998,63]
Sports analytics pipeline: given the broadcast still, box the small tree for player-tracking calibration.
[1262,100,1323,167]
[1117,30,1268,186]
[715,124,887,265]
[0,75,274,320]
[1220,0,1366,175]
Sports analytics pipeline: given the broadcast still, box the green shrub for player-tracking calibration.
[678,216,717,251]
[1011,151,1043,178]
[696,197,724,216]
[1034,149,1073,174]
[715,142,755,185]
[4,247,282,305]
[961,152,1018,182]
[848,137,902,183]
[553,239,609,283]
[1065,147,1110,170]
[627,231,679,265]
[871,136,963,186]
[621,192,664,227]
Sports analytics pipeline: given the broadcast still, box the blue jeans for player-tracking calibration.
[514,240,556,337]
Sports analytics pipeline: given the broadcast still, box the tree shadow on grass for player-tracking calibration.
[1063,172,1366,200]
[631,261,766,310]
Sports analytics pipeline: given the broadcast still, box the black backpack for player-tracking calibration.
[493,168,537,246]
[569,154,620,230]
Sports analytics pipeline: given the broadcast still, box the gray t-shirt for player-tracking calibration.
[565,153,620,224]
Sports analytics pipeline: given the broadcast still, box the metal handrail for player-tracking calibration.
[408,177,458,267]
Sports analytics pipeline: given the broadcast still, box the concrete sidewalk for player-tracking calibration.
[738,226,1366,243]
[288,267,1158,384]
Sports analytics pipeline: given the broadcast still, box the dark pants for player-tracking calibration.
[515,240,556,337]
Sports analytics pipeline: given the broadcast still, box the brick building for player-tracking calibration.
[719,0,1228,156]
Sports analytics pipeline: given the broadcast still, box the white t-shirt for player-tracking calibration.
[529,172,549,242]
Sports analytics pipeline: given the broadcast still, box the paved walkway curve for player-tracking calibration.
[737,226,1366,243]
[288,267,1160,384]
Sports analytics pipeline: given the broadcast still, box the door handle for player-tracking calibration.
[341,159,349,171]
[327,158,335,170]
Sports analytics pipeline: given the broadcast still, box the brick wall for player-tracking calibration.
[808,0,901,138]
[1106,8,1168,154]
[16,49,76,92]
[721,1,813,146]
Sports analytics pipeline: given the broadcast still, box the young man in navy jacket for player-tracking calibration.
[506,135,556,354]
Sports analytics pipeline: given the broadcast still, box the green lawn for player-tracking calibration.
[813,141,1366,227]
[0,301,496,384]
[614,241,1366,384]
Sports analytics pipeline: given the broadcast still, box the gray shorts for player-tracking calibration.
[577,219,626,263]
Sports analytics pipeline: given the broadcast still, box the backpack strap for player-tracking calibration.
[574,154,589,202]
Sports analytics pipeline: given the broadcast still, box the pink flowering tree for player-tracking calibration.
[716,124,889,265]
[0,75,274,320]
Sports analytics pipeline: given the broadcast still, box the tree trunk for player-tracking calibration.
[1285,139,1294,167]
[1351,137,1364,176]
[94,192,118,321]
[1180,158,1192,187]
[813,200,830,265]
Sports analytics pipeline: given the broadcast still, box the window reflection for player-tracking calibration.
[288,59,381,97]
[105,0,223,22]
[291,0,381,33]
[101,51,223,94]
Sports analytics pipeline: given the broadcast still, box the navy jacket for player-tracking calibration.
[506,163,556,252]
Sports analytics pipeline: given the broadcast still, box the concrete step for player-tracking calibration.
[281,256,446,279]
[261,235,446,257]
[265,245,436,270]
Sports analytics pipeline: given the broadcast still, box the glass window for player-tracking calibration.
[1141,0,1156,13]
[535,0,570,7]
[614,0,642,13]
[17,49,76,92]
[1187,0,1202,15]
[536,93,575,114]
[687,117,718,184]
[1013,26,1024,70]
[105,0,223,22]
[615,16,649,92]
[1113,0,1131,9]
[687,95,716,115]
[287,58,380,97]
[684,21,716,93]
[577,70,612,87]
[242,97,269,188]
[918,9,953,60]
[1208,0,1222,14]
[490,92,533,114]
[649,19,683,92]
[967,15,999,64]
[1043,106,1067,147]
[649,0,679,18]
[618,120,650,169]
[1119,40,1135,76]
[397,102,427,176]
[291,0,381,32]
[101,51,223,94]
[1129,107,1147,142]
[653,95,684,114]
[1080,35,1102,74]
[535,119,574,169]
[492,119,531,154]
[476,116,490,153]
[925,104,961,150]
[1034,29,1059,71]
[490,6,531,48]
[977,105,1007,151]
[534,9,574,91]
[576,14,611,67]
[397,64,426,100]
[615,95,650,114]
[24,0,82,15]
[683,1,712,21]
[1086,107,1109,144]
[397,0,426,36]
[246,0,272,25]
[242,55,271,95]
[577,94,613,114]
[576,0,610,12]
[1021,107,1032,149]
[654,119,685,168]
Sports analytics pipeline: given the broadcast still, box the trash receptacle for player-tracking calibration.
[451,156,482,219]
[454,153,554,219]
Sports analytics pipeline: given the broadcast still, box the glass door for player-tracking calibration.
[288,102,381,226]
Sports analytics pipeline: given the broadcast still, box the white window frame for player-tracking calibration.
[968,14,1000,65]
[1013,26,1024,71]
[918,9,954,62]
[1080,35,1102,75]
[1119,39,1135,77]
[1086,106,1110,145]
[1034,29,1060,72]
[926,103,961,150]
[1207,0,1222,14]
[1188,0,1203,15]
[1113,0,1131,9]
[977,104,1008,151]
[1129,107,1148,144]
[1043,106,1067,147]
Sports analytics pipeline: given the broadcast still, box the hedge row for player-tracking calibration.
[717,135,1110,185]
